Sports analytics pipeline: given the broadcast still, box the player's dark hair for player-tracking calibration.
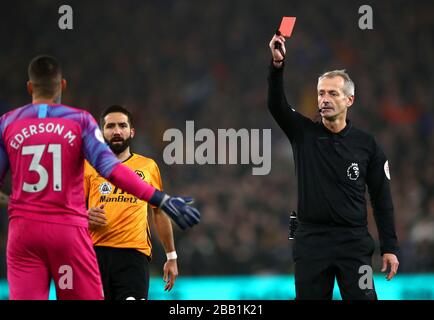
[28,55,62,98]
[100,105,133,127]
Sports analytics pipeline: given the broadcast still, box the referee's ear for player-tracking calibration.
[346,95,355,108]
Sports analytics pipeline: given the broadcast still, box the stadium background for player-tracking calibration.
[0,0,433,299]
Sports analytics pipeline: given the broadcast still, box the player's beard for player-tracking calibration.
[106,136,132,155]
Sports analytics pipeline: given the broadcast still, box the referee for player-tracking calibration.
[268,34,399,300]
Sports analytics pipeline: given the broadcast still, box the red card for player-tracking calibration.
[278,17,296,38]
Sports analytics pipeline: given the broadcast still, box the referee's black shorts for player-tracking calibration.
[94,246,150,300]
[293,223,377,300]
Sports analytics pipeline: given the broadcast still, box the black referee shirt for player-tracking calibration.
[268,63,398,255]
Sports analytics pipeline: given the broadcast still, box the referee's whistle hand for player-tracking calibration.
[381,253,399,281]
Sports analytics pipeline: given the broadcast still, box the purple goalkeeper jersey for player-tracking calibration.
[0,103,120,227]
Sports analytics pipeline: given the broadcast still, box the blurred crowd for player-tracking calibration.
[0,0,433,278]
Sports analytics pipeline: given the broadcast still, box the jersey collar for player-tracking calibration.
[122,153,135,163]
[320,119,352,137]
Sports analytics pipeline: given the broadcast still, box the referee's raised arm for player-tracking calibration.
[267,34,305,143]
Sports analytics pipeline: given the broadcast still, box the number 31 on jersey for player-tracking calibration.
[22,144,62,192]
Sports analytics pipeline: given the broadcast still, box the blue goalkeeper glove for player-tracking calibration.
[149,190,201,230]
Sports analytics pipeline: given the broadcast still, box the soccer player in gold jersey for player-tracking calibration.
[84,105,178,300]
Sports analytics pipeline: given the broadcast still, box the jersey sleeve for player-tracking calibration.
[149,160,163,192]
[81,111,120,178]
[267,62,311,143]
[366,139,399,255]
